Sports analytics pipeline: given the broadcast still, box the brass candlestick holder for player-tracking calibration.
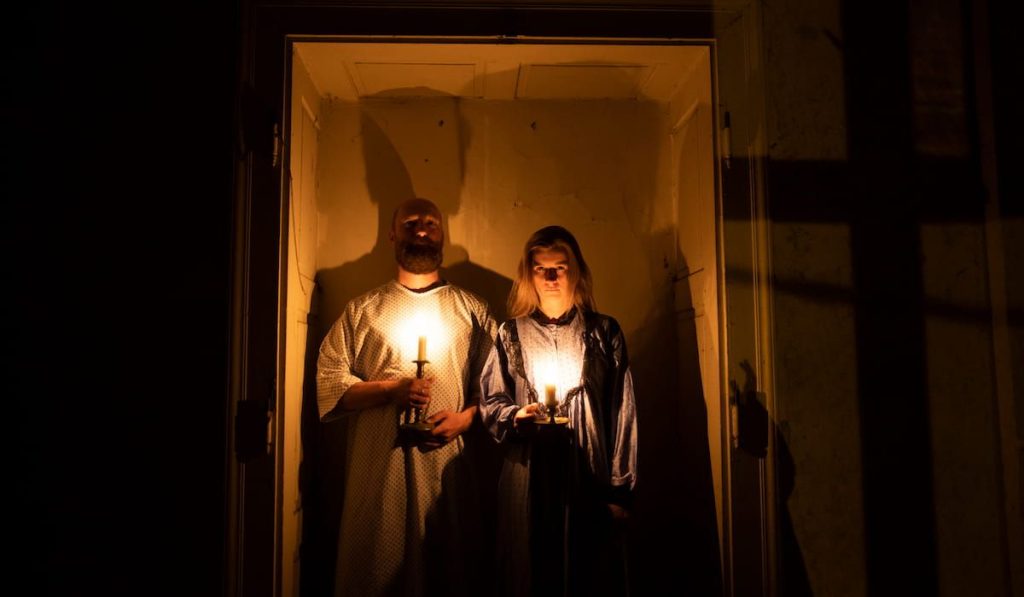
[400,358,435,435]
[534,411,569,426]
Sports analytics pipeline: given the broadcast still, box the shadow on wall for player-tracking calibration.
[298,104,512,597]
[731,360,812,597]
[627,243,724,597]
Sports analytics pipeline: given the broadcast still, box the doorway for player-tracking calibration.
[229,5,775,597]
[280,37,721,597]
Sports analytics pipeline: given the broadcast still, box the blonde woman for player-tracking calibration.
[480,225,638,597]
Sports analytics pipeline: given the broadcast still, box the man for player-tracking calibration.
[317,198,496,597]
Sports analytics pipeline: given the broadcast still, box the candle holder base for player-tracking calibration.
[534,416,569,426]
[398,420,437,445]
[400,420,436,432]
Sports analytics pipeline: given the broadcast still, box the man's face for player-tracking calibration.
[391,201,444,274]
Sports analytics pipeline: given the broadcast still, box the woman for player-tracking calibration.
[479,225,638,597]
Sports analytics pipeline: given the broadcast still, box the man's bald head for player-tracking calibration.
[391,198,442,232]
[390,198,444,274]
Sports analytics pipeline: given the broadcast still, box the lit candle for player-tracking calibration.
[417,336,427,362]
[544,384,557,409]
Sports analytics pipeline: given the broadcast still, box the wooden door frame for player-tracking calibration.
[227,3,774,596]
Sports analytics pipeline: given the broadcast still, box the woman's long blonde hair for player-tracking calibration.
[507,225,596,318]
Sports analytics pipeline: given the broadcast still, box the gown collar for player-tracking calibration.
[398,278,448,294]
[529,306,578,326]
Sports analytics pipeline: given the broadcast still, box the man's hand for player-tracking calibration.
[426,409,473,444]
[391,376,434,409]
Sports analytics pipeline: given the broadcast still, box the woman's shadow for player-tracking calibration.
[627,249,811,596]
[627,243,723,596]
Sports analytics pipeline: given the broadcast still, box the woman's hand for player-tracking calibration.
[514,402,545,427]
[608,503,631,535]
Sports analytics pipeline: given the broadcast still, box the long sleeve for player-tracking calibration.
[465,302,497,409]
[316,304,363,422]
[479,324,522,443]
[606,319,639,503]
[611,368,638,491]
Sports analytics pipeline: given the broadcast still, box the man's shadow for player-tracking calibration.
[298,100,511,597]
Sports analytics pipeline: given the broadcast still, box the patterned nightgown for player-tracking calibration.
[317,280,495,597]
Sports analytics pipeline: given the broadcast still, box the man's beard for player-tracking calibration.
[396,238,443,274]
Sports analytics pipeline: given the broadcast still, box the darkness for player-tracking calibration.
[15,1,1017,596]
[14,2,237,595]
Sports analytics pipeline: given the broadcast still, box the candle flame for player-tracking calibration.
[394,308,448,364]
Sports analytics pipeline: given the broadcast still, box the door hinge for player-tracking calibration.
[721,111,732,169]
[729,381,741,450]
[272,122,282,168]
[237,85,278,161]
[234,399,272,462]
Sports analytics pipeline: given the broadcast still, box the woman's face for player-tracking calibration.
[531,247,573,311]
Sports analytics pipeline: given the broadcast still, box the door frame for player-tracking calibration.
[227,3,775,596]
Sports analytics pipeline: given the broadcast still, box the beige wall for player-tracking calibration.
[764,0,1015,595]
[315,97,675,334]
[282,50,322,597]
[920,223,1006,594]
[771,221,866,596]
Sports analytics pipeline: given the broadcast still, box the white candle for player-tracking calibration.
[544,384,557,409]
[417,336,427,362]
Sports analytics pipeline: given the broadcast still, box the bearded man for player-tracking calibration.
[317,198,496,597]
